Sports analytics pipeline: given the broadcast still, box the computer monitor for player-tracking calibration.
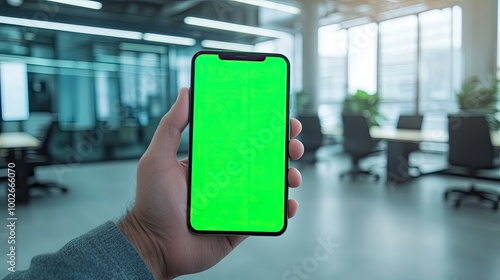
[0,62,30,121]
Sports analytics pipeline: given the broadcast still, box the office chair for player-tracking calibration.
[25,120,69,195]
[297,114,324,163]
[396,115,424,174]
[397,114,423,130]
[444,115,500,210]
[340,113,381,180]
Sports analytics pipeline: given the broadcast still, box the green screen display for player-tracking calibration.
[189,52,289,235]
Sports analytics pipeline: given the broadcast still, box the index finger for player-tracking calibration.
[290,118,302,139]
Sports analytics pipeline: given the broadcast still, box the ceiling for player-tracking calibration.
[0,0,461,45]
[318,0,460,27]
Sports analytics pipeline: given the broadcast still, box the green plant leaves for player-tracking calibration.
[342,89,383,126]
[457,76,500,130]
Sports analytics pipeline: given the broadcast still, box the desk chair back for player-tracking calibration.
[448,115,494,170]
[342,113,374,155]
[26,119,69,195]
[38,120,59,161]
[397,115,423,153]
[298,114,323,153]
[397,115,423,130]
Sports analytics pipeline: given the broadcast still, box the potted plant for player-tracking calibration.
[457,76,500,130]
[342,89,383,126]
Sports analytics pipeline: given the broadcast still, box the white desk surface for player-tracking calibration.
[370,128,447,143]
[0,132,41,149]
[323,127,500,148]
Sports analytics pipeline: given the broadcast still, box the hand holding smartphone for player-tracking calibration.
[188,51,290,235]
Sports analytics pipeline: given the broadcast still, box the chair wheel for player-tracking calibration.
[454,199,461,208]
[373,174,380,181]
[444,191,449,201]
[493,202,499,211]
[61,188,69,193]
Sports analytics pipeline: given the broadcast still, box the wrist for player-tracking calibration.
[118,211,171,280]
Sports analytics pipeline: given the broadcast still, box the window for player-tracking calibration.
[419,9,453,104]
[379,16,418,124]
[318,25,347,128]
[319,25,347,103]
[120,51,139,112]
[120,51,167,119]
[94,43,119,127]
[316,6,462,132]
[419,8,459,131]
[0,62,29,121]
[347,23,378,94]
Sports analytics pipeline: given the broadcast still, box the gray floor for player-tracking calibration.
[1,148,500,279]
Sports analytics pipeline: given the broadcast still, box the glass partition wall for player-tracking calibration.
[0,27,182,162]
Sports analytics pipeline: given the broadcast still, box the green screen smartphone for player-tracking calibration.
[188,51,290,236]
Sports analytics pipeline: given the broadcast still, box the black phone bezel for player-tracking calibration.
[187,50,291,236]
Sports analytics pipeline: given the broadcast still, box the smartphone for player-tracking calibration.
[188,51,290,236]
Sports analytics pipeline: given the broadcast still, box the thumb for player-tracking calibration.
[148,88,189,158]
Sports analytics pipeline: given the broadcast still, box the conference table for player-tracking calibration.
[324,127,500,184]
[0,132,41,203]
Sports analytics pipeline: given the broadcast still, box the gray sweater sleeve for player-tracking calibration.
[4,221,155,280]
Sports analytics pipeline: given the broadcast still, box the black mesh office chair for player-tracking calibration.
[397,115,423,131]
[340,113,380,180]
[444,115,499,210]
[297,114,323,163]
[25,121,69,194]
[397,115,424,173]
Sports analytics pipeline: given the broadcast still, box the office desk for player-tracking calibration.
[370,128,446,143]
[375,128,448,184]
[373,128,500,184]
[324,128,500,184]
[0,132,41,204]
[369,128,500,147]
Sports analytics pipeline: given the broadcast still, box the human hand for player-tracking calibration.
[119,88,304,279]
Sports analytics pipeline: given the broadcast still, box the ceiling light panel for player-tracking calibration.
[184,16,290,39]
[0,16,142,39]
[0,16,197,46]
[231,0,300,14]
[47,0,103,10]
[201,40,254,52]
[143,33,196,46]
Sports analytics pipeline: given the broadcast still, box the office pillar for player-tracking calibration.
[461,0,498,80]
[300,0,320,114]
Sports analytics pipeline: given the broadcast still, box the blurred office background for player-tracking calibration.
[0,0,499,279]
